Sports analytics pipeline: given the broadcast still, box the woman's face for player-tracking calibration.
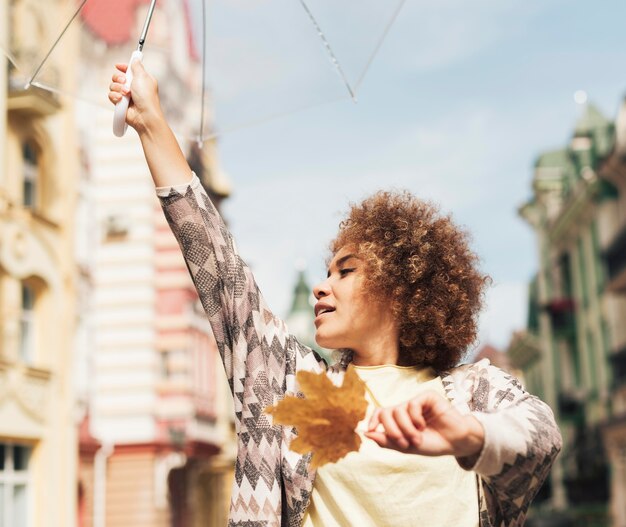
[313,247,397,355]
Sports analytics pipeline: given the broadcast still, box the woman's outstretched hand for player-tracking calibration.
[365,390,485,460]
[108,61,163,135]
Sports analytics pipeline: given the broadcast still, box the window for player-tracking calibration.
[19,284,35,363]
[160,350,171,380]
[22,143,38,209]
[0,443,31,527]
[160,350,187,383]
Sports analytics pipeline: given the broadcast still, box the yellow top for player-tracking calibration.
[302,365,479,527]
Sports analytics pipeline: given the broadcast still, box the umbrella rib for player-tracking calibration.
[202,94,349,141]
[0,44,21,70]
[297,0,356,102]
[353,0,407,94]
[29,80,111,109]
[25,0,88,88]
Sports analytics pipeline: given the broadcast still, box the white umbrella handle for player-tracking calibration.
[113,50,143,137]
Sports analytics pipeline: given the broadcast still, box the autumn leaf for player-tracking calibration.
[265,366,368,468]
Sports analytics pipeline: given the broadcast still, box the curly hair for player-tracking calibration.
[330,190,490,372]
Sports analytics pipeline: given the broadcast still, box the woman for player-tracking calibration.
[108,61,562,527]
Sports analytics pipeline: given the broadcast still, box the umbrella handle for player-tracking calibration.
[113,50,144,137]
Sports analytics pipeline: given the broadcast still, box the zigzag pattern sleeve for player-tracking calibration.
[465,361,563,526]
[158,176,327,526]
[157,175,290,415]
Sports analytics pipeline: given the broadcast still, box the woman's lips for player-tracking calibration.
[314,303,335,317]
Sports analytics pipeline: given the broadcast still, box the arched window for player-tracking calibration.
[15,123,59,223]
[22,142,38,209]
[19,282,36,363]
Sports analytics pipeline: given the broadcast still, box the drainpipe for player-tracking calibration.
[93,443,113,527]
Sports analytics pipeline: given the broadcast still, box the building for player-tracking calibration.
[513,101,624,524]
[507,284,545,402]
[596,95,626,527]
[284,268,332,364]
[68,1,237,525]
[1,0,81,525]
[472,343,512,372]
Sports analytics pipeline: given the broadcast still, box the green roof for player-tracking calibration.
[574,103,611,136]
[534,148,570,169]
[573,103,615,157]
[289,270,313,314]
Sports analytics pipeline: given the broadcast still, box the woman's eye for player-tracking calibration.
[339,268,355,277]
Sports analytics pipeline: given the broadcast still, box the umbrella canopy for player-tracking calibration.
[4,0,406,144]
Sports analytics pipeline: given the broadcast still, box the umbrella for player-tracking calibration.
[3,0,406,144]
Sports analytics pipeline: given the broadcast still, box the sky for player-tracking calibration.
[194,0,626,353]
[11,0,613,353]
[10,0,625,353]
[12,0,626,349]
[14,0,623,352]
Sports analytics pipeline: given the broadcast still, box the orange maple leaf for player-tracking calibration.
[265,366,368,468]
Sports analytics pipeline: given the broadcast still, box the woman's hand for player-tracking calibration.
[365,390,484,460]
[108,61,164,135]
[107,62,192,187]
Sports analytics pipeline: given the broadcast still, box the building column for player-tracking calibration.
[583,224,610,411]
[536,231,568,509]
[0,0,6,184]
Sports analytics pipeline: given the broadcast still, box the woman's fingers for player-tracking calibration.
[364,392,454,454]
[364,430,392,448]
[108,80,130,105]
[109,81,128,94]
[393,405,422,447]
[367,408,381,432]
[366,406,420,451]
[366,409,401,448]
[364,392,484,458]
[108,65,130,105]
[407,397,428,430]
[378,409,409,449]
[111,72,126,85]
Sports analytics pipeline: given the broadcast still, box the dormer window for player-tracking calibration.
[22,142,38,208]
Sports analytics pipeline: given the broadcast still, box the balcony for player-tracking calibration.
[605,226,626,293]
[558,388,586,420]
[0,359,52,438]
[544,298,576,338]
[610,346,626,390]
[7,65,61,117]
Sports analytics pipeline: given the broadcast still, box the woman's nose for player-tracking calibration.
[313,280,330,299]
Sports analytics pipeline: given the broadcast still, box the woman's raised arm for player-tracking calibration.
[107,59,326,402]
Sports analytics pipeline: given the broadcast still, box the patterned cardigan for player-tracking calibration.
[157,175,562,527]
